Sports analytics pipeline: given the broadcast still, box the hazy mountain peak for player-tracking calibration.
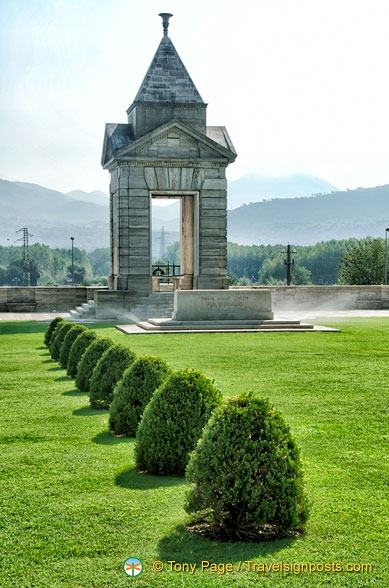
[66,190,108,206]
[228,170,339,209]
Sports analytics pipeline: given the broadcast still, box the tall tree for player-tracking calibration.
[337,238,385,284]
[258,256,312,285]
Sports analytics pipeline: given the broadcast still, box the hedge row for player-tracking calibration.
[44,317,309,540]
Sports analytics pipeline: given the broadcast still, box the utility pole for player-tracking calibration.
[70,237,75,286]
[159,226,166,260]
[283,244,296,286]
[16,227,33,286]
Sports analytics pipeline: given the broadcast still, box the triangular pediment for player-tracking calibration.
[112,119,236,163]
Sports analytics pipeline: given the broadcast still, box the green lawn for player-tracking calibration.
[0,320,387,587]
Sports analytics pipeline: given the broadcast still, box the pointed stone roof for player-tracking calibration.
[133,36,204,104]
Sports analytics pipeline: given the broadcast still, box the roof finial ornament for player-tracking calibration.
[159,13,173,37]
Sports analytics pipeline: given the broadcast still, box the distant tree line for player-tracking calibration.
[0,244,109,287]
[0,237,385,286]
[164,237,386,286]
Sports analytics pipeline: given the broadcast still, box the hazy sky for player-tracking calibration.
[1,0,388,193]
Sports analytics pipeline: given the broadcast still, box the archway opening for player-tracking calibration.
[151,194,195,290]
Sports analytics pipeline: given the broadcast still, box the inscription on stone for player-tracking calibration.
[173,290,274,321]
[200,294,250,309]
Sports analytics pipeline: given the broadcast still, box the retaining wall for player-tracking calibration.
[0,287,108,312]
[230,285,389,310]
[1,285,389,313]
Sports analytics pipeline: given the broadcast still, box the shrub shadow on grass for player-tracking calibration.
[55,376,72,382]
[158,524,296,564]
[42,359,54,363]
[73,406,108,417]
[37,346,46,350]
[48,366,63,372]
[92,431,133,445]
[115,467,185,490]
[63,389,87,396]
[0,321,46,335]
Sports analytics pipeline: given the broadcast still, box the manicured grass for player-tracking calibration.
[0,319,387,587]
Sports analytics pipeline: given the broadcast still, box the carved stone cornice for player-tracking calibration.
[114,160,227,169]
[127,101,208,115]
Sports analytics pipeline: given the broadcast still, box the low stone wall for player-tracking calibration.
[2,285,389,314]
[230,285,389,310]
[0,287,108,312]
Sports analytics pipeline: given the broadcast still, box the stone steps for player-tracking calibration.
[68,293,173,322]
[68,300,96,321]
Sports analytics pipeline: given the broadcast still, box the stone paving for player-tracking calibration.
[0,309,388,324]
[277,310,389,320]
[0,312,70,322]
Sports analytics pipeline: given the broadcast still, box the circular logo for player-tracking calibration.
[123,557,143,577]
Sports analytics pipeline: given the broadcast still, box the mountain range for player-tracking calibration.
[227,185,389,245]
[0,180,109,251]
[0,176,387,250]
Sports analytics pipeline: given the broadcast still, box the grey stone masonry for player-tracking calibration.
[133,36,204,104]
[101,17,237,295]
[128,35,206,139]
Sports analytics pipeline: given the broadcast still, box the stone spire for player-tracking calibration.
[126,14,207,138]
[132,36,204,104]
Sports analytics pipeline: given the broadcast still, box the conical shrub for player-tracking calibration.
[67,330,98,377]
[75,338,114,392]
[50,322,73,361]
[135,369,222,476]
[44,317,65,347]
[185,395,309,540]
[89,344,136,409]
[59,324,87,369]
[109,355,171,436]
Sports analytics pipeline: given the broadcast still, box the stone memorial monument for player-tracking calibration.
[95,14,321,332]
[97,13,237,319]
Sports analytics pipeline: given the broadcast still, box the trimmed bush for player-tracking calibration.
[75,338,114,392]
[89,344,136,409]
[49,322,66,352]
[50,322,73,361]
[185,395,309,540]
[58,324,87,369]
[135,369,222,476]
[44,317,65,347]
[67,330,98,378]
[109,355,171,436]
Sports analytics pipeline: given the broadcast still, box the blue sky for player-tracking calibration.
[1,0,388,193]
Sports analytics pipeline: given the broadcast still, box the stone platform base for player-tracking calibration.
[136,318,313,331]
[116,319,339,335]
[115,288,340,333]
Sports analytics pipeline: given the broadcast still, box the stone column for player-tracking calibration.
[197,167,229,289]
[180,195,195,290]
